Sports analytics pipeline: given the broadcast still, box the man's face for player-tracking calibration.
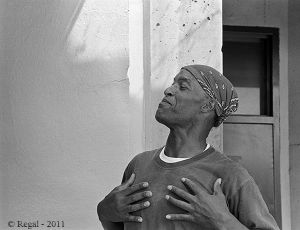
[155,69,209,128]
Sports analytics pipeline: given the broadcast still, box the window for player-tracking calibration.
[223,29,273,115]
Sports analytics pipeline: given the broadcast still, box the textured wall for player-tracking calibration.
[147,0,223,151]
[0,1,130,229]
[288,1,300,229]
[223,0,290,229]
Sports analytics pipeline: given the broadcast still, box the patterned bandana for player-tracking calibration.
[181,65,239,126]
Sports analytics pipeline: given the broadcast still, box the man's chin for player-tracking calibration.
[155,110,170,126]
[155,110,162,122]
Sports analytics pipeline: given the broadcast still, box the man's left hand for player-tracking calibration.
[165,178,234,229]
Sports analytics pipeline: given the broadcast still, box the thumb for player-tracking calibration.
[213,178,222,195]
[120,173,135,190]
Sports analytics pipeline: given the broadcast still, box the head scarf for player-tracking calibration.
[181,65,238,126]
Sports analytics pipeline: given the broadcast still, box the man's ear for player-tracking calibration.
[200,100,215,113]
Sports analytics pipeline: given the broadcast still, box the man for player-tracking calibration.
[97,65,279,230]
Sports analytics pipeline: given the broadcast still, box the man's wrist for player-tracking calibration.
[214,212,234,230]
[215,212,248,230]
[213,212,242,230]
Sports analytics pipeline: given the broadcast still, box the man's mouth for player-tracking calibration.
[161,98,172,105]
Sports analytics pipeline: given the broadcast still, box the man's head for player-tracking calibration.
[155,65,238,131]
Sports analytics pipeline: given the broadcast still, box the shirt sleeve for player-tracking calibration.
[231,179,280,230]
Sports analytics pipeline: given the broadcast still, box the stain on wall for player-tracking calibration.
[148,0,223,151]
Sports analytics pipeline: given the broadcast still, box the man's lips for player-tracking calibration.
[163,98,172,104]
[159,98,172,106]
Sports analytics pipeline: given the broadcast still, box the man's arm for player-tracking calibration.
[98,215,123,230]
[97,198,124,230]
[232,179,280,230]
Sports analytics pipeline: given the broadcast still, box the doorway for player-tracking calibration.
[222,26,281,227]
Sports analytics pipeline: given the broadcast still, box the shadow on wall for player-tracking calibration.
[1,0,131,229]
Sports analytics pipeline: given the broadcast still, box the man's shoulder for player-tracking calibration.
[136,147,163,162]
[128,147,163,166]
[209,149,253,186]
[122,147,163,182]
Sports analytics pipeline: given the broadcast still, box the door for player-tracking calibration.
[222,26,281,227]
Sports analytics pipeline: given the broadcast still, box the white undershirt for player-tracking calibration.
[159,143,210,163]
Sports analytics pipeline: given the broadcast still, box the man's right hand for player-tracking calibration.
[97,173,152,223]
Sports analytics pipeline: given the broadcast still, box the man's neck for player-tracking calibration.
[164,128,208,158]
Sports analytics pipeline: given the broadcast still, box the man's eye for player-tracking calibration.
[180,86,188,90]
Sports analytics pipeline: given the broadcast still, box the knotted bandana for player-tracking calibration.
[181,65,239,126]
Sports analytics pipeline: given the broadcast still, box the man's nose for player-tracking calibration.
[164,85,176,96]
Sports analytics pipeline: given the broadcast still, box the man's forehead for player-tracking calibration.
[174,69,195,81]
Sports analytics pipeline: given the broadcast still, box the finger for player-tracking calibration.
[213,178,223,195]
[181,178,206,195]
[126,191,152,204]
[167,185,194,202]
[124,215,143,223]
[118,173,135,191]
[165,194,193,212]
[120,173,135,190]
[166,214,194,222]
[125,181,149,195]
[126,201,151,213]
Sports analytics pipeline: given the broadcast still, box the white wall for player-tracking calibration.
[223,0,290,229]
[0,0,223,229]
[0,1,131,229]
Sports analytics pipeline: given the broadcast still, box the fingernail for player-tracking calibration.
[217,178,222,184]
[144,201,150,207]
[138,217,142,222]
[145,191,152,197]
[165,195,170,200]
[166,215,171,219]
[143,182,149,187]
[167,185,172,190]
[181,178,186,182]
